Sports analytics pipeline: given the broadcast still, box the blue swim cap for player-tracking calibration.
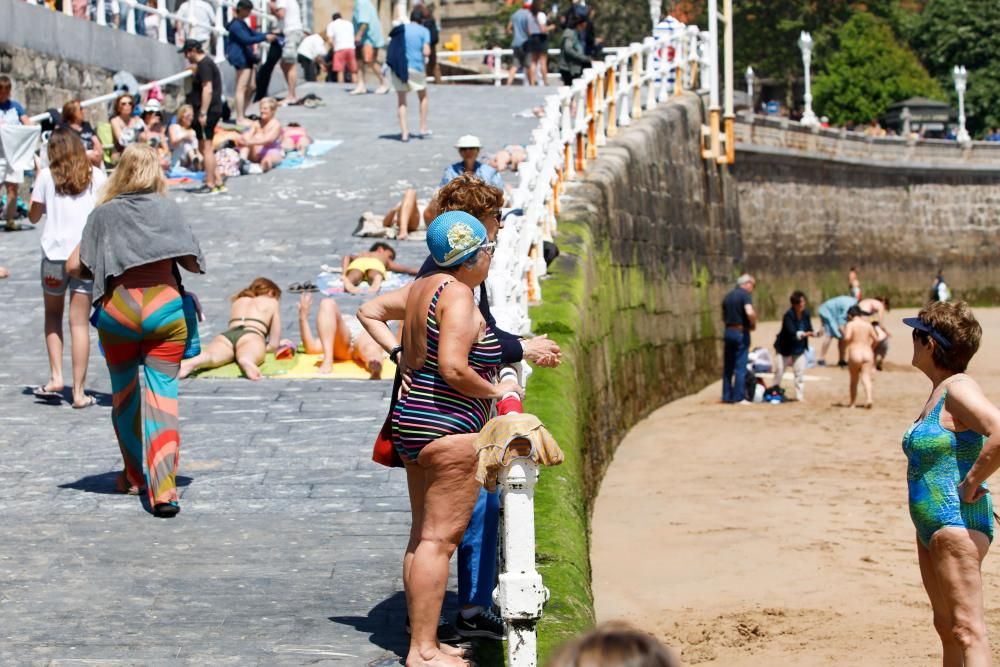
[426,211,488,267]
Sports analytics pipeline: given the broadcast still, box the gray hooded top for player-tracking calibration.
[79,191,205,303]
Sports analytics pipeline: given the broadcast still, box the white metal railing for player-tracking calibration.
[23,0,272,60]
[485,22,709,667]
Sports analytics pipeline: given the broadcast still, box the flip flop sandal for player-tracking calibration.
[301,281,318,292]
[3,222,33,232]
[72,396,97,409]
[32,385,62,400]
[288,282,305,293]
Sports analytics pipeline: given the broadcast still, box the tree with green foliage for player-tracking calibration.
[813,13,942,125]
[906,0,1000,136]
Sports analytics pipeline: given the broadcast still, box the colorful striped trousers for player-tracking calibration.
[96,285,187,506]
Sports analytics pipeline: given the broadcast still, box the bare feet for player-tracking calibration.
[405,647,470,666]
[318,359,333,375]
[437,644,470,659]
[298,292,313,317]
[0,266,8,279]
[178,360,194,379]
[238,358,262,380]
[374,85,390,95]
[367,358,383,380]
[349,87,367,95]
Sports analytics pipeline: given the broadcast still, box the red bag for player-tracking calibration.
[372,411,403,468]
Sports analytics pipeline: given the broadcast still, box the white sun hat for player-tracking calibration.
[455,135,482,149]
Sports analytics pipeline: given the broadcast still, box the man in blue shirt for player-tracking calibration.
[351,0,389,95]
[721,274,757,403]
[0,75,33,230]
[388,10,431,142]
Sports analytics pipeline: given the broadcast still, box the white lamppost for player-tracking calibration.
[797,31,819,127]
[953,65,971,143]
[649,0,661,28]
[745,66,754,112]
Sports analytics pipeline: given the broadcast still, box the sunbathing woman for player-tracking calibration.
[342,242,418,294]
[298,293,387,378]
[843,305,878,408]
[179,277,288,380]
[237,97,284,172]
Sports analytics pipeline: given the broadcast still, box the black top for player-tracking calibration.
[721,287,752,327]
[188,56,223,114]
[417,255,523,364]
[64,121,97,150]
[774,307,813,357]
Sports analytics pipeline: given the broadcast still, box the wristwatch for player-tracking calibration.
[389,345,403,363]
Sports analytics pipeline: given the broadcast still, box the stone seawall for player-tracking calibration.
[527,93,740,659]
[735,145,1000,317]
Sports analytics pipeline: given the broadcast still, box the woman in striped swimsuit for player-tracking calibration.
[369,211,522,666]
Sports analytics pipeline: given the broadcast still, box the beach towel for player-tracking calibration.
[190,352,395,380]
[316,270,414,295]
[0,124,41,170]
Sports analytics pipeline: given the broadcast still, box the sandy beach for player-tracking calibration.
[592,307,1000,665]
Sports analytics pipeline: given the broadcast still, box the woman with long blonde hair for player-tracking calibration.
[67,144,205,518]
[28,128,108,407]
[179,277,292,381]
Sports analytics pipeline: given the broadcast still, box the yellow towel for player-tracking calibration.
[474,413,563,491]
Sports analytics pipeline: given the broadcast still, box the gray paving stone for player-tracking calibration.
[0,81,545,664]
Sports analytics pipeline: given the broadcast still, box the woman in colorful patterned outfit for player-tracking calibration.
[903,301,1000,665]
[67,144,205,518]
[361,211,522,667]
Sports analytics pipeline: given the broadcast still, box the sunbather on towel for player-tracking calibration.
[298,293,389,378]
[179,277,291,380]
[341,241,418,294]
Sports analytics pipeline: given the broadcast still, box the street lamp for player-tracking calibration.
[953,65,971,143]
[797,31,819,127]
[745,66,754,112]
[649,0,661,28]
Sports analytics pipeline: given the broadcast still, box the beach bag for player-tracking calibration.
[372,362,405,468]
[181,292,202,359]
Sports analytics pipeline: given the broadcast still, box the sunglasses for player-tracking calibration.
[479,242,497,257]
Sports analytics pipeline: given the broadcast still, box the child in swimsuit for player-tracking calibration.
[843,305,877,407]
[341,241,418,294]
[179,277,290,380]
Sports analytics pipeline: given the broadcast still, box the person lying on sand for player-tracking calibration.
[298,293,388,378]
[179,277,290,381]
[341,242,417,294]
[843,305,878,408]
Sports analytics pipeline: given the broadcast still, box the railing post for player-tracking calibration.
[96,0,107,26]
[214,3,225,60]
[125,0,136,35]
[606,65,618,137]
[644,37,657,110]
[559,87,574,180]
[593,62,606,147]
[617,54,631,128]
[493,47,503,87]
[158,5,168,42]
[63,0,72,16]
[585,69,597,160]
[629,43,642,119]
[495,437,546,667]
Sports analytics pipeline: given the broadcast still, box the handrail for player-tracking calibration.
[486,23,709,667]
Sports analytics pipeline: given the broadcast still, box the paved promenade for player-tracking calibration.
[0,82,546,665]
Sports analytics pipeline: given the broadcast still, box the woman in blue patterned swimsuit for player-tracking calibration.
[903,301,1000,666]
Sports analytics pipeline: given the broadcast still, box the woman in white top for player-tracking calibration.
[168,104,203,171]
[28,128,108,408]
[110,93,146,164]
[533,1,555,86]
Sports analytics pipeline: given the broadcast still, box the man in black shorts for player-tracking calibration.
[181,39,225,194]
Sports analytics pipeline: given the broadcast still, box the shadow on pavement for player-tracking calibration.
[21,386,113,408]
[58,471,193,495]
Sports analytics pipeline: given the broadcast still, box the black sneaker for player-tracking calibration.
[405,614,462,643]
[455,607,505,641]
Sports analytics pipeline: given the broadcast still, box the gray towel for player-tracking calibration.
[80,192,206,304]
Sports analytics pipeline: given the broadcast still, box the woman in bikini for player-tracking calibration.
[237,97,284,172]
[179,277,289,380]
[903,301,1000,665]
[359,211,522,667]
